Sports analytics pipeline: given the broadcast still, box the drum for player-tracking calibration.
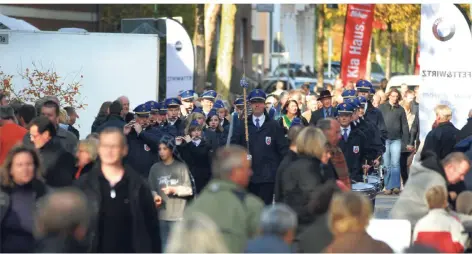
[367,175,381,193]
[351,182,377,201]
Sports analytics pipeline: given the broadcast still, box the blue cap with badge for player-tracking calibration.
[357,96,368,105]
[207,108,218,119]
[248,89,267,102]
[336,102,354,114]
[179,90,196,100]
[344,97,361,109]
[342,89,357,99]
[234,97,244,106]
[164,97,182,108]
[190,119,199,127]
[213,100,225,109]
[193,107,203,113]
[145,100,160,113]
[356,79,373,92]
[201,90,217,100]
[134,104,150,117]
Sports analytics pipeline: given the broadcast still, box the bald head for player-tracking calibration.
[468,109,472,118]
[35,187,90,238]
[117,96,130,114]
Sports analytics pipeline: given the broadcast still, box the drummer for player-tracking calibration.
[336,102,370,184]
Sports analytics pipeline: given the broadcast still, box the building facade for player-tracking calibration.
[0,4,100,31]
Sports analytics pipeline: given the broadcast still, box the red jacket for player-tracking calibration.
[0,122,28,165]
[413,209,468,253]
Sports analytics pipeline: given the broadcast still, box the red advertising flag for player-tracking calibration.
[340,4,375,86]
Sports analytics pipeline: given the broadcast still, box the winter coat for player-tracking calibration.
[75,165,161,253]
[38,139,76,187]
[413,209,468,253]
[96,114,126,134]
[297,213,333,253]
[274,150,298,202]
[178,139,213,194]
[309,107,338,126]
[246,235,292,253]
[457,118,472,143]
[185,179,264,253]
[23,126,78,155]
[422,121,459,160]
[323,231,393,253]
[390,151,449,226]
[124,128,161,177]
[91,115,107,134]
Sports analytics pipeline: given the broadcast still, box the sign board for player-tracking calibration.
[256,4,274,13]
[419,4,472,140]
[0,34,8,44]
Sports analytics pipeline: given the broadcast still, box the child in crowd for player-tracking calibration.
[148,135,193,250]
[413,185,469,253]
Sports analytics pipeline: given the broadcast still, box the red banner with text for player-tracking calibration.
[340,4,375,86]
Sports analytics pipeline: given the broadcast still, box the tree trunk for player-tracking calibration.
[315,4,325,89]
[373,29,383,66]
[385,24,393,80]
[193,4,206,93]
[215,4,237,99]
[365,38,372,80]
[204,4,221,77]
[410,29,416,74]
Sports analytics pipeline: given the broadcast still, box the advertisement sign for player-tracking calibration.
[419,4,472,140]
[164,18,194,98]
[340,4,375,85]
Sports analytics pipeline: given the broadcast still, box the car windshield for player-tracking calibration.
[274,64,304,76]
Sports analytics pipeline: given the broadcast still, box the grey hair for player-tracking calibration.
[259,203,297,237]
[469,109,472,118]
[212,145,247,179]
[316,117,336,131]
[34,187,90,237]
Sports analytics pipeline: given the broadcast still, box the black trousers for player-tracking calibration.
[400,152,411,184]
[248,182,275,205]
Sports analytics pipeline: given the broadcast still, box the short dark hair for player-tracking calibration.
[41,100,60,117]
[316,118,336,131]
[109,100,123,115]
[18,104,36,125]
[63,106,75,116]
[30,116,57,137]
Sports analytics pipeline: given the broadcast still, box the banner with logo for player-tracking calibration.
[164,18,194,97]
[340,4,375,86]
[419,4,472,141]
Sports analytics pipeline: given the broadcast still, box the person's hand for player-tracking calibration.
[373,159,380,167]
[123,124,132,135]
[362,164,371,174]
[162,186,177,196]
[336,180,350,192]
[406,145,415,152]
[184,135,192,143]
[175,136,183,146]
[133,123,143,134]
[449,191,458,201]
[153,194,162,207]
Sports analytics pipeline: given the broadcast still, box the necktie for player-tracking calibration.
[343,128,348,142]
[255,118,260,128]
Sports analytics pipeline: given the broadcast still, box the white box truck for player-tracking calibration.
[0,30,160,137]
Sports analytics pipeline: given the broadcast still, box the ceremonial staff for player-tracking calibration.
[240,76,251,160]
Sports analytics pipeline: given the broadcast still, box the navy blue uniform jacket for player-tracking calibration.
[231,114,289,184]
[364,102,388,144]
[124,128,160,177]
[338,127,368,182]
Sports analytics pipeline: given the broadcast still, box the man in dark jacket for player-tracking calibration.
[378,88,409,195]
[124,103,163,177]
[456,109,472,143]
[422,104,459,160]
[118,95,135,123]
[356,80,388,144]
[64,106,80,139]
[76,127,161,253]
[96,100,126,133]
[29,116,76,187]
[231,89,289,205]
[309,90,337,126]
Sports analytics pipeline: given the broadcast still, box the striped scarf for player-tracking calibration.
[328,144,351,189]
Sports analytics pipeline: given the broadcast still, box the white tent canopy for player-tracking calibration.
[0,13,40,31]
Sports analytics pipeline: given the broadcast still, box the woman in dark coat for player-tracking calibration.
[177,120,213,194]
[0,145,49,253]
[205,109,228,147]
[280,126,337,235]
[91,101,112,133]
[278,99,308,135]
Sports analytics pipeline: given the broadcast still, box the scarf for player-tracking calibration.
[328,144,351,189]
[282,115,293,129]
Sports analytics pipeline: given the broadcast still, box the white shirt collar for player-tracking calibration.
[341,125,351,134]
[253,114,266,127]
[192,139,201,146]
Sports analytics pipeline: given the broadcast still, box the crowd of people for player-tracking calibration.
[1,76,472,253]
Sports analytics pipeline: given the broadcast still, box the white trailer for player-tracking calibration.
[0,30,160,137]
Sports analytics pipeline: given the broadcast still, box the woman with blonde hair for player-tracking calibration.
[58,108,69,130]
[0,145,49,253]
[74,139,98,179]
[279,126,338,234]
[166,212,228,253]
[324,192,392,253]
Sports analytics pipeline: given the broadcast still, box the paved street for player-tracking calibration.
[374,194,399,219]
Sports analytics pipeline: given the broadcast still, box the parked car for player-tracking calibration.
[385,75,422,92]
[261,76,320,94]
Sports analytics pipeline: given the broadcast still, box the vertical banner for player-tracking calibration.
[340,4,375,85]
[165,18,195,98]
[419,4,472,141]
